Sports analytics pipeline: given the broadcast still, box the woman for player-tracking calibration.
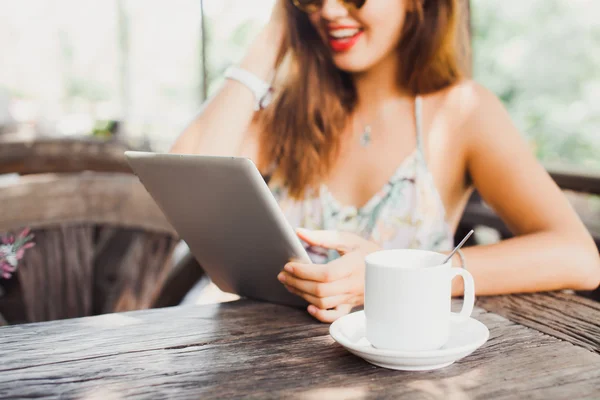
[172,0,600,322]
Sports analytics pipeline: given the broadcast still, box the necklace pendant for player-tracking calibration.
[360,125,372,147]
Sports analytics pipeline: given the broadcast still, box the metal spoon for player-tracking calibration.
[443,229,474,264]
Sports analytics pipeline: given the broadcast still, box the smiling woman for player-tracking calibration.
[258,0,464,199]
[172,0,600,322]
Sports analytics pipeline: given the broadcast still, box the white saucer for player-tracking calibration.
[329,311,489,371]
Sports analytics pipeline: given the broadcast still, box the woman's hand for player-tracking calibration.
[278,229,381,323]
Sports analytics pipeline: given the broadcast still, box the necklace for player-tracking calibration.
[359,124,372,147]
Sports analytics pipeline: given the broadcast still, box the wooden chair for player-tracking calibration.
[0,134,133,175]
[0,135,188,325]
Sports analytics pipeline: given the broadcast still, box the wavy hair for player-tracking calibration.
[258,0,466,198]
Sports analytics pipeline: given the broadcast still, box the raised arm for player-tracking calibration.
[169,2,285,160]
[456,83,600,295]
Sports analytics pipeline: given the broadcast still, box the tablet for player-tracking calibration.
[125,151,311,308]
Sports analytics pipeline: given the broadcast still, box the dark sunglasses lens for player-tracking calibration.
[293,0,322,12]
[293,0,366,12]
[345,0,366,9]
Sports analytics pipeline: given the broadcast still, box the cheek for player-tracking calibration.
[362,1,406,40]
[360,8,406,57]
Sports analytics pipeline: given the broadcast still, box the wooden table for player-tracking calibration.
[1,293,599,399]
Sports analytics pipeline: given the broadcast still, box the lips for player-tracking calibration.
[326,26,364,53]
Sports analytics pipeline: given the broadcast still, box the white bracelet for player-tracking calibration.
[224,66,273,110]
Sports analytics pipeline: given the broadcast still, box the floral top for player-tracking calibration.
[269,96,454,263]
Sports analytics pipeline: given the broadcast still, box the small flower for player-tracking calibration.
[17,227,30,240]
[0,228,35,281]
[0,245,11,257]
[1,262,15,273]
[1,262,16,279]
[5,254,17,267]
[1,235,15,245]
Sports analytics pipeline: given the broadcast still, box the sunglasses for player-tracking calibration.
[292,0,367,13]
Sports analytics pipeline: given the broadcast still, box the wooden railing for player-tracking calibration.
[546,164,600,196]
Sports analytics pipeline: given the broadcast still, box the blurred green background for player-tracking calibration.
[0,0,598,171]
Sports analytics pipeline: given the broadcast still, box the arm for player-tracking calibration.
[453,83,600,295]
[274,86,600,323]
[169,3,285,159]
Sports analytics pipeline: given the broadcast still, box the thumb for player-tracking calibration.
[296,229,361,255]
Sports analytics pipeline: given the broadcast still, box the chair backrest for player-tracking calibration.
[0,136,179,325]
[0,172,175,234]
[0,134,132,175]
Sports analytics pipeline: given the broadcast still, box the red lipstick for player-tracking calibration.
[326,26,363,53]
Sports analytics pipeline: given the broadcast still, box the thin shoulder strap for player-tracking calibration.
[412,95,425,226]
[415,96,425,157]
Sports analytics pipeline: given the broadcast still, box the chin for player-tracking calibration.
[331,55,374,74]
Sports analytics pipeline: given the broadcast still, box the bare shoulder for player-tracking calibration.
[440,80,505,123]
[443,79,496,103]
[431,80,518,146]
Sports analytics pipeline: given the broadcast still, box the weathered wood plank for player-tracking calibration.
[0,300,599,399]
[0,136,181,324]
[92,227,178,314]
[477,292,600,354]
[16,226,94,322]
[153,251,205,308]
[0,226,176,324]
[0,275,27,324]
[0,136,132,176]
[0,172,179,324]
[0,172,176,235]
[545,163,600,196]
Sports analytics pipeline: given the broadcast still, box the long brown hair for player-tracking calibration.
[258,0,466,198]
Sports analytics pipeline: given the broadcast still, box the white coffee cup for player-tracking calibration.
[364,249,475,352]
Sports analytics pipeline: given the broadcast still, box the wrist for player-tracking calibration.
[239,26,283,80]
[224,66,273,110]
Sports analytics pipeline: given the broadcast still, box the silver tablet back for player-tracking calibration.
[125,151,311,308]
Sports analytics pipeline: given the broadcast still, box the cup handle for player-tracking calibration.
[449,268,475,321]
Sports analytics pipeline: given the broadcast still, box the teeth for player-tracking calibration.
[329,29,360,39]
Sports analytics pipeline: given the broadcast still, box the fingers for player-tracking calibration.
[308,304,353,323]
[284,285,351,310]
[296,229,362,255]
[279,269,351,297]
[283,253,359,282]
